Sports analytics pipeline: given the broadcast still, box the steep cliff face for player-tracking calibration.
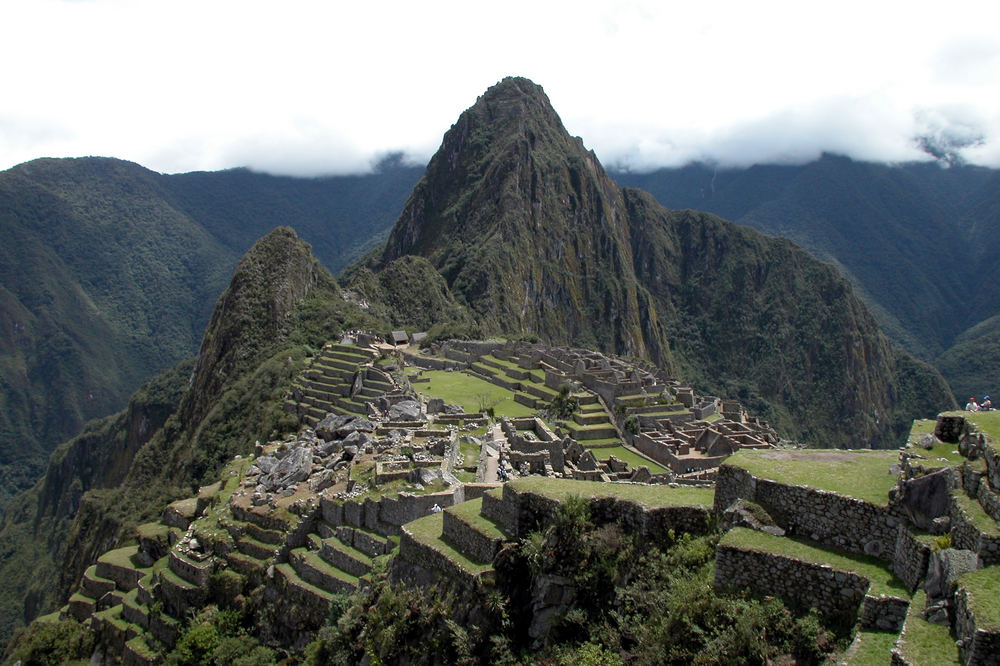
[377,77,954,447]
[382,77,666,364]
[180,226,318,429]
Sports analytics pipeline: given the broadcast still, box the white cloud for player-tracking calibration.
[2,0,1000,174]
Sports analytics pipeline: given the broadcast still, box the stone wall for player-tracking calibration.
[949,492,1000,567]
[442,511,503,564]
[714,544,869,626]
[715,464,901,559]
[979,482,1000,522]
[892,526,931,593]
[954,583,1000,665]
[859,593,909,633]
[320,488,462,536]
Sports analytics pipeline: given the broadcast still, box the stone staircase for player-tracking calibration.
[284,343,394,426]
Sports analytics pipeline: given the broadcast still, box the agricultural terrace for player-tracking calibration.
[724,449,899,505]
[508,476,715,509]
[719,527,907,597]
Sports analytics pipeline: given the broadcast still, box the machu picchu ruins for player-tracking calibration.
[33,330,1000,665]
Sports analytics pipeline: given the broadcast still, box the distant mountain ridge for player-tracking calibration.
[0,157,421,501]
[613,156,1000,401]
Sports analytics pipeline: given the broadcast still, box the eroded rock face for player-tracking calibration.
[316,414,355,441]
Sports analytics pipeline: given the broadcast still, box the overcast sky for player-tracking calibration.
[3,0,999,176]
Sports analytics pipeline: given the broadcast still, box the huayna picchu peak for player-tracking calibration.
[2,77,986,665]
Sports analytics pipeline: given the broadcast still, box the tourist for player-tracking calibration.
[982,395,993,410]
[965,397,980,412]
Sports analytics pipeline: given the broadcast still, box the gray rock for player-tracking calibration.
[255,456,279,475]
[426,398,445,414]
[925,548,979,601]
[342,445,359,461]
[899,466,956,530]
[919,433,938,450]
[389,400,422,421]
[318,439,343,457]
[317,414,355,441]
[260,446,313,491]
[337,418,375,437]
[443,403,464,415]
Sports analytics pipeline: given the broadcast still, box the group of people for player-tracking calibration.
[965,395,993,411]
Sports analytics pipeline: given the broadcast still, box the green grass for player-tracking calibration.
[406,512,493,575]
[906,418,966,466]
[458,439,480,467]
[724,449,900,505]
[446,498,506,540]
[945,410,1000,443]
[415,369,536,418]
[98,545,141,569]
[593,446,670,474]
[895,590,960,664]
[844,629,899,665]
[720,528,908,597]
[958,566,1000,631]
[951,490,1000,534]
[509,477,714,509]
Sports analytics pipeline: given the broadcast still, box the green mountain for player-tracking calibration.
[0,157,421,502]
[0,226,472,645]
[374,77,953,448]
[613,157,1000,399]
[0,76,959,648]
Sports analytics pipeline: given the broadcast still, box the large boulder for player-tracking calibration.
[337,418,375,437]
[317,414,355,441]
[260,446,313,491]
[389,400,422,421]
[899,466,957,530]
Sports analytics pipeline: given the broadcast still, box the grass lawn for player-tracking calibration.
[724,449,900,505]
[906,418,966,467]
[414,370,536,418]
[844,629,899,665]
[509,476,715,509]
[951,490,1000,534]
[593,445,671,474]
[895,590,960,664]
[958,566,1000,631]
[720,527,908,597]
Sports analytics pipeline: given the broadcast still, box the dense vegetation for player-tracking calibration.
[613,156,1000,403]
[304,498,838,665]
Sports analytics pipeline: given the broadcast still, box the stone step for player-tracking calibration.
[572,410,610,425]
[318,536,373,578]
[82,564,117,599]
[399,512,495,582]
[120,588,150,630]
[317,356,360,373]
[236,520,286,546]
[225,551,268,577]
[67,591,98,622]
[523,382,558,401]
[441,498,507,564]
[236,534,280,560]
[124,633,161,666]
[96,546,144,592]
[335,525,394,558]
[566,423,618,441]
[274,562,334,605]
[289,547,359,595]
